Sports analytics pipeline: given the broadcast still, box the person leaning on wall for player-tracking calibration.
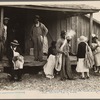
[0,17,9,61]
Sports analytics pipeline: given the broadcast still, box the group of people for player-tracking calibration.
[0,17,25,82]
[0,15,48,82]
[0,14,100,82]
[43,32,100,81]
[43,30,74,80]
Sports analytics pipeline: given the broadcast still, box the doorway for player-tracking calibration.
[4,7,26,53]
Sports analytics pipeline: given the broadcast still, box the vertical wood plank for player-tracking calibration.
[89,13,93,45]
[0,8,4,36]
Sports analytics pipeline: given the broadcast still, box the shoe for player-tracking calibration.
[94,70,98,73]
[34,59,38,61]
[46,75,54,79]
[98,71,100,73]
[60,78,66,81]
[39,59,43,62]
[67,77,76,80]
[16,78,22,82]
[80,77,85,80]
[86,76,89,79]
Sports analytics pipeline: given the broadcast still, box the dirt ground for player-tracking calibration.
[0,69,100,94]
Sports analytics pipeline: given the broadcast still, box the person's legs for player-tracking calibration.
[38,36,43,61]
[81,72,85,79]
[60,54,67,81]
[10,67,16,81]
[86,72,89,79]
[94,66,99,73]
[98,66,100,73]
[17,69,22,81]
[33,38,38,60]
[0,42,4,61]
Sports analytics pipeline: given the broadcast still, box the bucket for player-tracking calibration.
[30,48,34,55]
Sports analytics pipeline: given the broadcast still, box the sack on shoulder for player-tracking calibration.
[84,44,94,69]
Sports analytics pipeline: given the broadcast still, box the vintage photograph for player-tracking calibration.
[0,1,100,99]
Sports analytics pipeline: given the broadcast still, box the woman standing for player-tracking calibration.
[55,30,74,81]
[76,36,91,79]
[91,36,100,73]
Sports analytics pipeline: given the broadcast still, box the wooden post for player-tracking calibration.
[0,8,4,37]
[89,13,93,46]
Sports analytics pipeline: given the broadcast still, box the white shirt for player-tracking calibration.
[3,25,7,41]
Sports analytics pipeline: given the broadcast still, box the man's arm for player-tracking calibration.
[41,23,48,36]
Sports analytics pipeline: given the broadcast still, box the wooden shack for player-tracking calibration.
[0,3,99,73]
[0,4,99,55]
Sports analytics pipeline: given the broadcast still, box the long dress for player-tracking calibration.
[56,38,73,79]
[43,54,56,79]
[43,46,57,79]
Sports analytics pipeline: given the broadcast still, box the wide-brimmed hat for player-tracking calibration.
[4,17,10,20]
[79,35,88,42]
[34,15,40,19]
[11,40,19,45]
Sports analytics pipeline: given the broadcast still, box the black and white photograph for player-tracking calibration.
[0,0,100,99]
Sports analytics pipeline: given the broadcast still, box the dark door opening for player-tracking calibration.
[4,7,26,54]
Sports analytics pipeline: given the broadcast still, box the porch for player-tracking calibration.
[0,55,77,74]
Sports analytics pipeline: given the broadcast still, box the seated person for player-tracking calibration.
[7,40,24,81]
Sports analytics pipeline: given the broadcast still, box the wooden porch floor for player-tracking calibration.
[0,55,77,73]
[1,55,77,67]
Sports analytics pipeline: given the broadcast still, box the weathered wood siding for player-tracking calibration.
[56,14,100,54]
[24,11,100,55]
[24,11,57,55]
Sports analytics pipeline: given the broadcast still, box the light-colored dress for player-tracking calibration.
[43,54,56,79]
[76,58,89,72]
[76,42,89,72]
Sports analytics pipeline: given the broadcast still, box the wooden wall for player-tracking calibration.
[2,8,100,55]
[56,13,100,54]
[24,11,100,55]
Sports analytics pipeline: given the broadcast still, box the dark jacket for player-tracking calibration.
[77,42,86,59]
[7,46,22,66]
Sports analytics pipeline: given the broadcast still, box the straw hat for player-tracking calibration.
[11,40,19,45]
[79,35,88,42]
[34,15,40,19]
[4,17,10,20]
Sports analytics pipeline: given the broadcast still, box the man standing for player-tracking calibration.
[3,17,9,55]
[3,17,9,42]
[0,17,9,60]
[30,15,48,61]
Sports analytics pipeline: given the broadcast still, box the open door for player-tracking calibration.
[4,7,26,54]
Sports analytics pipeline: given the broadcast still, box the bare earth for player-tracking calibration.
[0,70,100,94]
